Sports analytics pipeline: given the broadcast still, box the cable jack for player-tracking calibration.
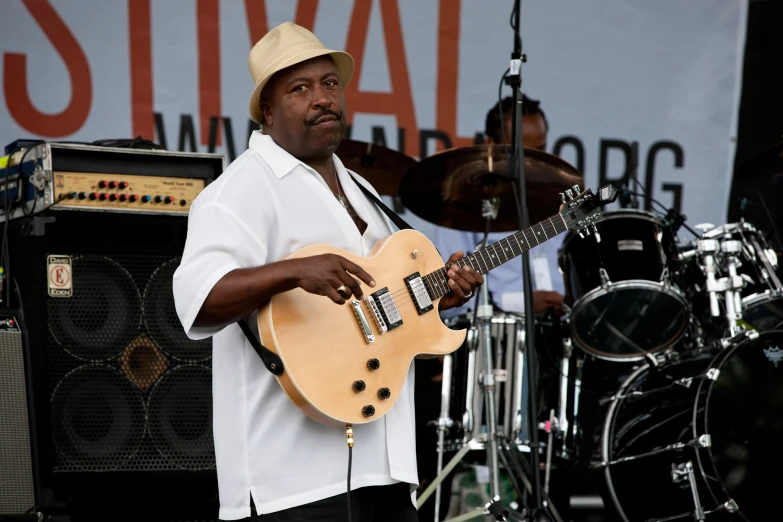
[346,423,354,522]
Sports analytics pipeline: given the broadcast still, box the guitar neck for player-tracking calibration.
[423,213,568,300]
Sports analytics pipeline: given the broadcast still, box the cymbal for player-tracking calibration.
[336,139,418,196]
[398,144,582,232]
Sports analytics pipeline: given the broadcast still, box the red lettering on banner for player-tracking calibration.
[3,0,91,137]
[129,0,154,140]
[245,0,318,46]
[198,0,221,146]
[344,0,418,155]
[437,0,473,149]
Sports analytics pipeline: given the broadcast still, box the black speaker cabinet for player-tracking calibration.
[8,210,219,521]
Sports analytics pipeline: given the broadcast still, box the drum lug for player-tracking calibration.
[722,499,739,513]
[599,268,611,286]
[659,267,670,284]
[696,434,712,448]
[706,368,720,381]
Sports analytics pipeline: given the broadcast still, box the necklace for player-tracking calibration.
[333,177,349,209]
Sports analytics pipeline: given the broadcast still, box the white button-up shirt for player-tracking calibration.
[173,132,418,520]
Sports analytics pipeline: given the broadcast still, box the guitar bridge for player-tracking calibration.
[405,272,434,315]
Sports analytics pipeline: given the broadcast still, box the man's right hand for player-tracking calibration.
[292,253,376,305]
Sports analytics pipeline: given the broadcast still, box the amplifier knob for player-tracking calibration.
[88,193,97,200]
[362,405,376,418]
[352,380,366,392]
[179,199,187,207]
[141,195,151,203]
[108,181,118,189]
[99,193,107,201]
[377,388,391,400]
[154,195,163,203]
[129,194,139,203]
[164,196,175,204]
[119,194,128,202]
[118,181,129,189]
[78,192,87,200]
[367,358,380,371]
[109,194,118,201]
[98,180,107,188]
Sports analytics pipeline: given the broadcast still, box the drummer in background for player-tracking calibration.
[430,94,566,317]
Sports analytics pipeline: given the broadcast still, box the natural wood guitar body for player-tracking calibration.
[258,229,467,427]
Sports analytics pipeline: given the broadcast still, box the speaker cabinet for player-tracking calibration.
[8,210,218,521]
[0,313,36,516]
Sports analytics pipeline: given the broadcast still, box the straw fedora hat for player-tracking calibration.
[247,22,354,124]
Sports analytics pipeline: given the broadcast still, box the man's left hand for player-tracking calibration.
[438,251,484,311]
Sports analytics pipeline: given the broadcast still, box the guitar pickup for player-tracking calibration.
[405,272,434,315]
[369,288,403,331]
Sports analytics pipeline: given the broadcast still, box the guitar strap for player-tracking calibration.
[347,173,414,231]
[238,319,284,376]
[237,171,413,377]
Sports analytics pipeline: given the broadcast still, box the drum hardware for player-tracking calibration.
[670,461,706,522]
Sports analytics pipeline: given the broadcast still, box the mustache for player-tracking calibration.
[305,108,342,126]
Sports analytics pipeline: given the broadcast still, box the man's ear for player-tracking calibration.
[260,99,272,127]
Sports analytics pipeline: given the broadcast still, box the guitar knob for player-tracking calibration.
[352,380,366,393]
[367,358,380,371]
[378,388,391,400]
[362,405,376,418]
[572,184,581,194]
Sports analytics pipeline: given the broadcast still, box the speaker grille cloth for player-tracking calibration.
[0,325,35,514]
[47,255,214,472]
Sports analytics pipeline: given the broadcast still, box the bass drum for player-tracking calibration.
[601,331,783,521]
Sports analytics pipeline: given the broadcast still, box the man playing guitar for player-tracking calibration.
[173,22,482,522]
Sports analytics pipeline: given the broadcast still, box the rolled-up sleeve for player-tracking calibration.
[173,202,267,340]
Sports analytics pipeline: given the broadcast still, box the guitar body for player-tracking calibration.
[258,229,467,427]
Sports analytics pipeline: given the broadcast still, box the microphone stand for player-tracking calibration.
[505,1,549,520]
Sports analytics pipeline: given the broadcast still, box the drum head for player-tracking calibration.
[741,292,783,332]
[704,331,783,520]
[571,281,688,360]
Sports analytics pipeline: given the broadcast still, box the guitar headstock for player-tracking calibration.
[559,185,618,237]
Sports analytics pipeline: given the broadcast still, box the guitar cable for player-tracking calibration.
[346,424,353,522]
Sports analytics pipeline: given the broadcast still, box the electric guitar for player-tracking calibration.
[257,186,612,427]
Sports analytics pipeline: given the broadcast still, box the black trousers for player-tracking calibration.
[231,483,418,522]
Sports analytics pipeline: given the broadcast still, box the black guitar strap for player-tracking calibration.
[347,173,414,232]
[237,318,284,376]
[238,172,413,376]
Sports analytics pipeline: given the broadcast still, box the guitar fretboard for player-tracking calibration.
[422,214,568,300]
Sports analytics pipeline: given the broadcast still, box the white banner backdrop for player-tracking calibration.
[0,0,747,238]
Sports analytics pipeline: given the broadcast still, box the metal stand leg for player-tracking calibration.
[671,461,706,522]
[478,282,503,505]
[433,353,455,522]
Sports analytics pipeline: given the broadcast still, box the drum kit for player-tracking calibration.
[335,137,783,522]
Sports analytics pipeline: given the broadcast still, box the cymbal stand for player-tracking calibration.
[476,198,506,520]
[418,197,515,522]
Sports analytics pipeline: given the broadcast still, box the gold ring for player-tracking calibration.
[337,285,348,296]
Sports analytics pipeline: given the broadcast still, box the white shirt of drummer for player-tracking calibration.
[172,132,418,520]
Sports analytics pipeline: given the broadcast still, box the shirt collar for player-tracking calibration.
[249,132,308,179]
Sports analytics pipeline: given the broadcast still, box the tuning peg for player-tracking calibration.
[579,232,585,239]
[593,225,598,233]
[572,184,581,195]
[566,189,574,200]
[559,192,566,204]
[585,227,591,236]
